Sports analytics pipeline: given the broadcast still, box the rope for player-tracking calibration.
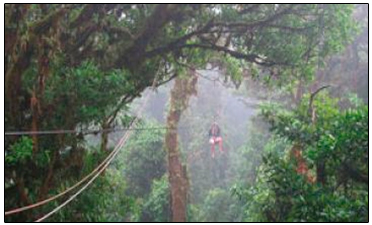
[6,69,197,221]
[5,66,165,218]
[5,140,118,216]
[34,90,152,222]
[35,130,131,222]
[4,126,188,215]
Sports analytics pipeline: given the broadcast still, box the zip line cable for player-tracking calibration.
[34,87,153,222]
[35,124,203,222]
[6,68,196,220]
[4,128,126,216]
[4,126,188,136]
[5,92,141,216]
[5,126,183,216]
[5,91,162,216]
[35,129,131,222]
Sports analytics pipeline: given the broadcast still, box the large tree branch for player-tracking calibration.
[177,43,292,67]
[116,4,309,71]
[32,5,70,34]
[143,5,306,66]
[116,4,180,69]
[265,24,315,33]
[70,4,117,28]
[238,4,262,14]
[144,19,215,58]
[213,4,299,30]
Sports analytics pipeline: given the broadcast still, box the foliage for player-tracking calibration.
[43,166,137,222]
[42,60,135,126]
[261,92,340,144]
[4,4,364,222]
[122,120,167,197]
[5,137,33,166]
[238,93,368,222]
[241,150,367,222]
[140,175,171,222]
[196,188,244,222]
[230,118,272,186]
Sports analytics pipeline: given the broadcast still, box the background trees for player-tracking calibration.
[237,94,368,222]
[5,4,366,222]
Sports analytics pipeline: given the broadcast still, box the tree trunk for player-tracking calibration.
[30,90,39,155]
[294,80,303,105]
[316,160,326,185]
[100,123,109,152]
[15,175,32,220]
[38,150,58,200]
[165,70,197,222]
[16,176,32,206]
[165,127,187,222]
[5,44,33,128]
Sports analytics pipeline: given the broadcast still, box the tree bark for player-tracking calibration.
[38,150,58,201]
[100,122,109,153]
[165,69,197,222]
[308,85,331,185]
[316,160,326,185]
[116,4,179,70]
[14,173,33,220]
[30,90,39,155]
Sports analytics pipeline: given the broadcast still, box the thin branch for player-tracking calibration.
[156,73,178,87]
[176,43,292,67]
[175,61,229,87]
[144,19,215,58]
[308,84,331,119]
[238,4,262,14]
[213,4,299,30]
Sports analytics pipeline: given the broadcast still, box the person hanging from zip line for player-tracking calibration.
[208,122,223,158]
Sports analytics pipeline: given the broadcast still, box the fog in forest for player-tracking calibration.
[5,4,368,222]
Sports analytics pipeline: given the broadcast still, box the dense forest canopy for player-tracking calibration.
[4,4,368,222]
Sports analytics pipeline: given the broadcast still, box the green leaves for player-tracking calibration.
[347,93,364,107]
[5,137,33,165]
[197,188,241,222]
[223,56,243,88]
[34,150,51,167]
[122,120,167,197]
[4,4,365,222]
[242,90,369,222]
[43,60,135,126]
[141,175,170,222]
